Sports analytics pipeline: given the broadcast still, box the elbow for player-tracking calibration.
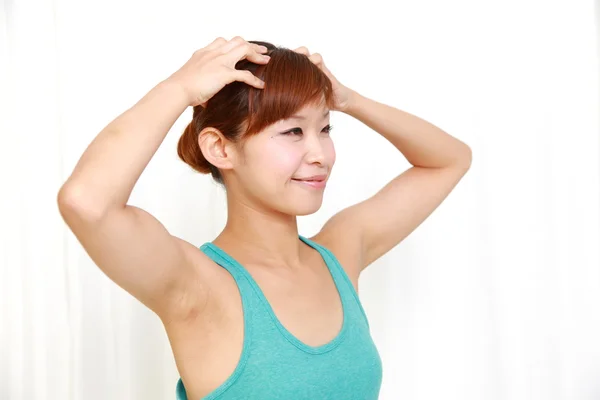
[454,144,472,170]
[57,183,108,224]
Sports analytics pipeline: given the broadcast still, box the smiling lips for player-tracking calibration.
[291,174,328,189]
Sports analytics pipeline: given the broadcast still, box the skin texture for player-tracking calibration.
[200,99,335,219]
[57,37,472,399]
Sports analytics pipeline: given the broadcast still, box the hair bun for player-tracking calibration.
[177,120,212,175]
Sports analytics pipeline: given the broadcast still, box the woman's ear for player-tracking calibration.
[198,128,238,171]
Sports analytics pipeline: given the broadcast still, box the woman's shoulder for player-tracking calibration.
[309,226,362,289]
[175,237,230,280]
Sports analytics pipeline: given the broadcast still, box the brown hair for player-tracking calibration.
[177,41,336,184]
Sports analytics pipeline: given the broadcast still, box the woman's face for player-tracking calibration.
[232,101,335,216]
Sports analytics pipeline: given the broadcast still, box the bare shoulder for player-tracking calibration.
[309,221,363,293]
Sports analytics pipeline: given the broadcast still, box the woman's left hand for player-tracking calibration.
[293,47,356,113]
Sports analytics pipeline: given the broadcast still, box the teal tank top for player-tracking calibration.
[175,235,383,399]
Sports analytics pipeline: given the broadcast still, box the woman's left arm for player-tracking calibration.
[324,89,472,274]
[296,48,472,276]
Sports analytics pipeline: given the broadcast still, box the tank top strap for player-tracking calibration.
[198,241,258,346]
[200,236,371,340]
[199,241,282,331]
[200,242,248,282]
[176,239,381,400]
[298,235,371,330]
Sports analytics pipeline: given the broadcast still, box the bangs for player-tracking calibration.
[241,47,335,136]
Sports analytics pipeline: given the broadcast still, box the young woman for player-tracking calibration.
[57,36,472,400]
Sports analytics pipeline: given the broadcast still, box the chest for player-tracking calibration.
[167,257,349,399]
[246,265,345,347]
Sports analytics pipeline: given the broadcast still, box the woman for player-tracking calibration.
[57,37,472,399]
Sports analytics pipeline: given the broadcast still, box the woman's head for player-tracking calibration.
[177,41,336,216]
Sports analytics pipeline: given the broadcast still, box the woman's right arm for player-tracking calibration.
[57,38,269,321]
[57,80,205,321]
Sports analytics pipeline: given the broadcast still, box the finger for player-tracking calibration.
[232,69,265,89]
[205,37,228,51]
[249,42,269,53]
[227,42,271,65]
[220,37,268,55]
[250,44,269,55]
[293,46,309,56]
[219,36,247,53]
[309,52,323,66]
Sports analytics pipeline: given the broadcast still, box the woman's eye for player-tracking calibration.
[281,125,333,137]
[282,128,303,136]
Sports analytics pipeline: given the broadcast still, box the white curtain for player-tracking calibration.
[2,1,599,399]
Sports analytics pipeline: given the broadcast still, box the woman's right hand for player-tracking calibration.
[167,36,270,108]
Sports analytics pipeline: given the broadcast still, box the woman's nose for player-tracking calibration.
[305,135,326,164]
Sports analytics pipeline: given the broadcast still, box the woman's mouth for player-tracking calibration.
[291,175,327,189]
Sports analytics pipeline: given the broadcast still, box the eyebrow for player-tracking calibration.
[289,110,330,120]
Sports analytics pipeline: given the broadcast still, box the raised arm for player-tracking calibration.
[292,49,472,279]
[57,79,206,319]
[320,90,472,276]
[57,37,270,320]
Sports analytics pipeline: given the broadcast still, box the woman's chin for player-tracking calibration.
[290,198,324,216]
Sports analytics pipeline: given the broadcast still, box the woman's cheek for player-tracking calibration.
[325,138,336,166]
[264,140,304,174]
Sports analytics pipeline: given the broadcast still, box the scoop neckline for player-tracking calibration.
[203,235,349,354]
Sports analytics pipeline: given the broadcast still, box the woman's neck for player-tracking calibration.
[213,197,306,271]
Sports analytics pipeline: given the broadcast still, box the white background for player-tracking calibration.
[1,1,599,399]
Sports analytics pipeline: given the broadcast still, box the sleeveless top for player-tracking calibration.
[175,235,383,400]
